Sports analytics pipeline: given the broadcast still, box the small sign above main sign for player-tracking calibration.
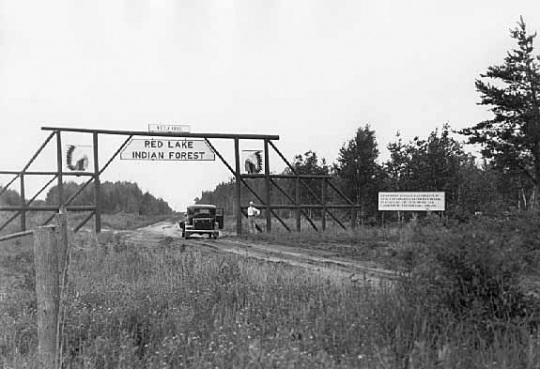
[120,139,215,161]
[378,192,445,211]
[148,124,191,133]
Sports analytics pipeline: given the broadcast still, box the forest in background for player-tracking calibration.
[0,180,173,216]
[198,19,540,223]
[196,123,527,222]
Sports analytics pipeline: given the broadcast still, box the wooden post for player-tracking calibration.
[234,138,242,235]
[55,211,69,366]
[264,139,272,232]
[56,131,64,208]
[321,178,326,231]
[34,212,69,369]
[34,225,60,369]
[382,211,386,239]
[295,176,301,232]
[93,133,102,233]
[20,173,26,231]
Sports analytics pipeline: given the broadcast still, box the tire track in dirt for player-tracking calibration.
[192,238,399,284]
[116,220,399,285]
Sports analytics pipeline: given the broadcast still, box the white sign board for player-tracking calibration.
[120,139,215,161]
[378,192,445,211]
[148,124,191,133]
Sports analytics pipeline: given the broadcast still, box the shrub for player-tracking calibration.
[401,214,540,344]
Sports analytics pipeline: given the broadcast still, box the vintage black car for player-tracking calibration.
[179,204,224,239]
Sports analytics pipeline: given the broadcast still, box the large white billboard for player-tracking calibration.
[378,192,445,211]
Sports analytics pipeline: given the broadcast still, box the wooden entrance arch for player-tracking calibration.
[0,126,360,237]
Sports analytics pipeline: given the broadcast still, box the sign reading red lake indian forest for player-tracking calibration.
[120,139,216,161]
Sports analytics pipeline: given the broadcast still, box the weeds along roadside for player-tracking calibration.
[244,213,540,367]
[0,214,539,368]
[2,239,376,368]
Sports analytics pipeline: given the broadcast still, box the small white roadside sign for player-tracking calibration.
[378,192,445,211]
[120,139,216,161]
[148,124,191,133]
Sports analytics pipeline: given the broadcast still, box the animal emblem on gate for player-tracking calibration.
[66,145,89,171]
[243,150,263,174]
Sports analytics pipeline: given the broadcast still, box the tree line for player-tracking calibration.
[198,18,540,221]
[196,124,508,222]
[1,181,173,216]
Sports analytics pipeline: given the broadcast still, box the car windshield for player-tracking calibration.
[191,208,214,216]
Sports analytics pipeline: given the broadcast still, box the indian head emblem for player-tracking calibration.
[243,150,263,174]
[66,145,89,171]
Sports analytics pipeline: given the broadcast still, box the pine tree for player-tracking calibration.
[334,125,381,219]
[460,17,540,208]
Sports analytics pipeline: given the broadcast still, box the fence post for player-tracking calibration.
[55,210,69,365]
[34,212,69,369]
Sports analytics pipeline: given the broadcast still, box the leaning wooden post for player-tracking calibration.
[34,211,69,369]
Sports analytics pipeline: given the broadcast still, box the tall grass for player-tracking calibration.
[59,243,376,368]
[1,214,540,368]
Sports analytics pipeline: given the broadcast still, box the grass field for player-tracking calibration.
[1,213,540,368]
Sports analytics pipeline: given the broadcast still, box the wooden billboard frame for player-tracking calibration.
[0,126,360,236]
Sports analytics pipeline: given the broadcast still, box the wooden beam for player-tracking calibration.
[0,171,93,176]
[0,230,33,242]
[42,126,280,141]
[269,178,318,231]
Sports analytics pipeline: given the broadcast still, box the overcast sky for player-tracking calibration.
[1,0,539,211]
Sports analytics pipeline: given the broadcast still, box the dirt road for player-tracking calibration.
[107,220,399,285]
